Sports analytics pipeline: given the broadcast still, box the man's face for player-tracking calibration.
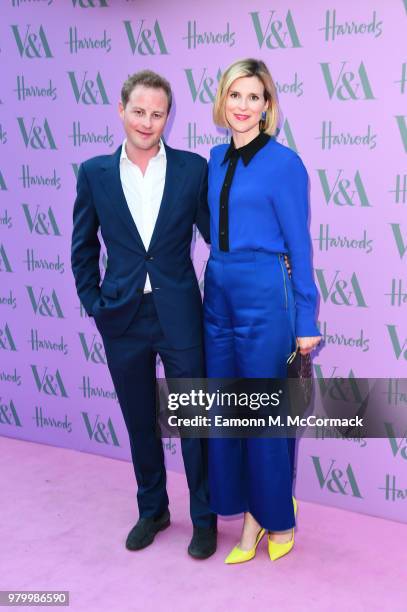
[119,85,169,153]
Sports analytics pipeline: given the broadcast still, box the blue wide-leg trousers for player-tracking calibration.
[204,251,297,531]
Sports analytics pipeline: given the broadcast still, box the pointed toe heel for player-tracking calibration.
[268,496,297,562]
[224,528,265,565]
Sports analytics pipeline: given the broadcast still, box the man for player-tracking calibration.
[71,70,217,559]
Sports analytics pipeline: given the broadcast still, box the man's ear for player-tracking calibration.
[118,100,124,120]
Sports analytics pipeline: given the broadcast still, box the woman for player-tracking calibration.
[204,58,321,564]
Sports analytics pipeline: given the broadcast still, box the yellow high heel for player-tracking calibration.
[224,528,265,564]
[268,496,298,561]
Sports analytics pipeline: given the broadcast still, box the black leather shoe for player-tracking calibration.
[126,509,170,551]
[188,526,217,559]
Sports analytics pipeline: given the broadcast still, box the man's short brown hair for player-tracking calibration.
[121,70,172,112]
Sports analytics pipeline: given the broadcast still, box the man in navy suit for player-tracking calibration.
[71,70,216,559]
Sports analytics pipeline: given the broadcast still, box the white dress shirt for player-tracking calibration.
[119,139,166,292]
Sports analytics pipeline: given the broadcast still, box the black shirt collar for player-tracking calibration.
[222,131,270,166]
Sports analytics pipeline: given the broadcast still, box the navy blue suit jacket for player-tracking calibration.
[71,143,210,349]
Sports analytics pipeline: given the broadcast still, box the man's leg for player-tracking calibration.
[102,298,169,520]
[157,340,217,559]
[157,342,215,529]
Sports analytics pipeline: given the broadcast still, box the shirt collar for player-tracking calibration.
[120,138,166,164]
[222,131,270,166]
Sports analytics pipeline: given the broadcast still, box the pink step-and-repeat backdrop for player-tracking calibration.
[0,0,406,523]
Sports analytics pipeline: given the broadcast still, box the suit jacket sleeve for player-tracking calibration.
[71,163,101,316]
[194,159,210,244]
[272,154,321,338]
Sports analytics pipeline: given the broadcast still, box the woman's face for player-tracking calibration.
[224,75,268,140]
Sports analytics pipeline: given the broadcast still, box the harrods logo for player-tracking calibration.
[26,286,64,318]
[124,19,168,55]
[80,376,118,401]
[81,412,120,446]
[66,27,111,53]
[317,170,370,207]
[31,365,68,397]
[390,223,407,259]
[20,165,61,190]
[15,76,57,101]
[30,329,68,355]
[69,122,114,148]
[33,406,72,433]
[22,204,61,236]
[24,249,65,274]
[319,10,383,42]
[318,321,370,353]
[12,24,53,58]
[250,10,302,49]
[395,116,407,152]
[314,224,373,254]
[17,117,57,150]
[183,123,229,150]
[78,332,106,364]
[183,21,235,49]
[320,61,375,100]
[0,399,21,428]
[384,422,407,460]
[385,279,407,307]
[0,245,13,272]
[315,270,367,307]
[311,456,363,497]
[317,121,377,150]
[386,325,407,360]
[68,71,110,105]
[0,324,17,351]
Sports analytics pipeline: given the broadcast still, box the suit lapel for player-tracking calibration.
[100,146,145,252]
[149,143,186,250]
[99,143,186,253]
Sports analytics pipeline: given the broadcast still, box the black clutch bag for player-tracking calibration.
[287,346,313,410]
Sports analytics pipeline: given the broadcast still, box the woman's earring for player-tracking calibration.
[261,111,267,121]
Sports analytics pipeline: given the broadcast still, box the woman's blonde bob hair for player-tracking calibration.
[213,58,280,136]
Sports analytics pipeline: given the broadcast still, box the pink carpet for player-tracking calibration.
[1,436,405,612]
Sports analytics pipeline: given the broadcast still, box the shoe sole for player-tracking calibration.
[188,548,217,560]
[126,518,171,551]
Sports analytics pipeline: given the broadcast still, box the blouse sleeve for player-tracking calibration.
[272,152,321,338]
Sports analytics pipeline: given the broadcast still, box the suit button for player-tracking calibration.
[145,255,154,261]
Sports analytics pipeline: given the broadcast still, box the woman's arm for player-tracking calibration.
[272,152,321,349]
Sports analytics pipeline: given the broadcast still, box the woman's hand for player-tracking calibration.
[297,336,321,355]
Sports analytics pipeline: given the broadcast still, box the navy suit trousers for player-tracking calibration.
[101,293,215,529]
